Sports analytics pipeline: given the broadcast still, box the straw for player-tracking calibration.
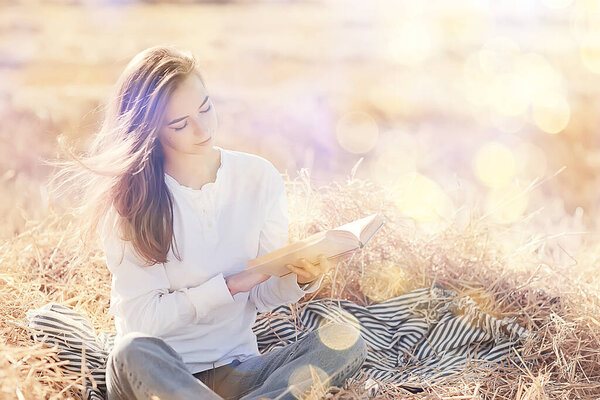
[1,167,599,399]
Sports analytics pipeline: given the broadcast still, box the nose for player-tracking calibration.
[191,114,210,140]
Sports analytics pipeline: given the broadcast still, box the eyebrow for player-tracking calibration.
[167,95,209,126]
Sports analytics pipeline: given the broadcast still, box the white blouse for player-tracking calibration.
[100,145,324,374]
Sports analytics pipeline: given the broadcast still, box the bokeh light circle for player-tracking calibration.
[580,33,600,74]
[317,316,362,351]
[531,92,570,134]
[392,172,454,223]
[335,111,379,154]
[488,73,530,116]
[473,142,517,188]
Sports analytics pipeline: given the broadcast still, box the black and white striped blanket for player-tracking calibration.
[25,287,530,400]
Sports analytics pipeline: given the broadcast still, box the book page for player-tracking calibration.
[359,214,385,246]
[242,213,386,279]
[328,213,382,245]
[247,230,326,268]
[331,214,377,238]
[241,234,359,278]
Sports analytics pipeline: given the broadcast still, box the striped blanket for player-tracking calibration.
[25,287,530,400]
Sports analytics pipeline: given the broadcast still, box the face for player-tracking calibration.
[157,73,218,156]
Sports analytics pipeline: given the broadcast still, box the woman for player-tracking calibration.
[58,45,367,400]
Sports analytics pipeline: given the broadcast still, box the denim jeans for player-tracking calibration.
[105,321,368,400]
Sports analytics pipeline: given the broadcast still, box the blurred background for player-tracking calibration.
[1,0,598,240]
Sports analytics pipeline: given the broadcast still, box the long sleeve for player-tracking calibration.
[249,165,323,313]
[100,213,236,338]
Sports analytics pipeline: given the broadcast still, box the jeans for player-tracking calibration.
[105,321,368,400]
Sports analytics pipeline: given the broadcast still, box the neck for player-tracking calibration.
[163,146,220,188]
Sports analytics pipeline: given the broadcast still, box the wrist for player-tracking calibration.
[225,278,238,296]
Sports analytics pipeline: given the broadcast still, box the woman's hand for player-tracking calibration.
[226,252,353,295]
[225,271,270,296]
[285,254,334,285]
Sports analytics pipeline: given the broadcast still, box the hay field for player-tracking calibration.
[1,1,600,399]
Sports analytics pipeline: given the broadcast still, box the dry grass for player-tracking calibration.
[1,4,599,397]
[1,165,599,400]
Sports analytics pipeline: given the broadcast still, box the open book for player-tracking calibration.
[243,213,386,278]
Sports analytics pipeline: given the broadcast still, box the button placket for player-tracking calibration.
[193,193,218,239]
[202,205,215,229]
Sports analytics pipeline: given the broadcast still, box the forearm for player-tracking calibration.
[225,276,238,296]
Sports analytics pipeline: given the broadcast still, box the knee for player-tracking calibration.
[109,332,157,368]
[313,322,367,387]
[318,322,368,360]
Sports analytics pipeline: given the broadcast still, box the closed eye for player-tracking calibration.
[173,105,212,131]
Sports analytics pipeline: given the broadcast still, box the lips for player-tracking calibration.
[196,137,211,145]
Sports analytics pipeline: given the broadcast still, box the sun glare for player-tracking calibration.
[473,142,517,189]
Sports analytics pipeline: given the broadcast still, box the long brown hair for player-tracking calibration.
[50,45,208,266]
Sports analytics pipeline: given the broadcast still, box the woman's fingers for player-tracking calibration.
[285,255,331,283]
[298,257,320,275]
[285,263,313,279]
[318,254,332,274]
[285,254,333,282]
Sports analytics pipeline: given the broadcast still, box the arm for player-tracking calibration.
[248,166,323,313]
[101,214,235,338]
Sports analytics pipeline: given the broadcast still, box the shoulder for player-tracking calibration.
[221,147,282,181]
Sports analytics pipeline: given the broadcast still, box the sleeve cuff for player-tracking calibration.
[298,274,324,293]
[183,272,236,322]
[274,273,307,301]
